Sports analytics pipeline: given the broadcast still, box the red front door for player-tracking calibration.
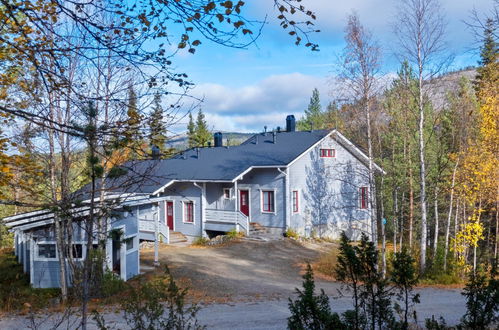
[239,190,249,217]
[166,201,174,230]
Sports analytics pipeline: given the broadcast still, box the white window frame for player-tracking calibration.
[125,234,139,253]
[182,201,195,224]
[260,189,277,214]
[320,148,336,158]
[292,189,300,214]
[34,241,58,261]
[223,188,231,199]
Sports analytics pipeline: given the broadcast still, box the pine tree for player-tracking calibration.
[194,109,211,147]
[187,112,196,148]
[148,94,168,154]
[297,88,323,131]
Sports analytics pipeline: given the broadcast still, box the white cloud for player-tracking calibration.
[188,72,334,131]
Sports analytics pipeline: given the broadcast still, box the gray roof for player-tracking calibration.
[86,130,331,195]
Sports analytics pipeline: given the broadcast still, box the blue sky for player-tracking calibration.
[168,0,494,133]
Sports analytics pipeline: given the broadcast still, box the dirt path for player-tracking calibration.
[140,239,341,302]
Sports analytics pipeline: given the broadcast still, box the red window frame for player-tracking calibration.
[184,201,194,223]
[320,148,335,158]
[262,190,275,213]
[292,190,299,213]
[360,187,368,209]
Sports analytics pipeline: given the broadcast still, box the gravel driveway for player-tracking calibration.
[140,238,340,302]
[0,239,467,329]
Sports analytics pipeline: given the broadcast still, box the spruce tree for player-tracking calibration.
[148,94,168,154]
[125,84,144,156]
[187,112,196,148]
[194,109,211,147]
[297,88,323,131]
[288,263,342,329]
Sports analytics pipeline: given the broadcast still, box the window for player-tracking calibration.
[320,148,335,158]
[223,188,231,199]
[183,201,194,223]
[261,190,275,213]
[38,243,56,259]
[71,244,83,259]
[292,190,299,213]
[360,187,368,209]
[126,238,134,251]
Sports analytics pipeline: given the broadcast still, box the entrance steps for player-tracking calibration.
[169,231,189,246]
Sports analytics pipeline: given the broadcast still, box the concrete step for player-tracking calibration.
[169,231,188,244]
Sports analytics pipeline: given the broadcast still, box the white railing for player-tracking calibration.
[205,209,249,236]
[139,219,169,243]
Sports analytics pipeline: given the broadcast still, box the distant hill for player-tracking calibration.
[426,67,477,109]
[165,132,256,150]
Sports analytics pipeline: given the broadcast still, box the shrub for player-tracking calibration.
[121,266,205,330]
[101,270,125,298]
[227,228,244,239]
[288,263,343,329]
[192,237,210,246]
[0,249,60,312]
[459,269,499,329]
[285,228,300,239]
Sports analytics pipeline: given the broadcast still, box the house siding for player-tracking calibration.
[160,182,202,237]
[126,250,139,280]
[33,260,60,288]
[238,168,286,231]
[288,134,371,240]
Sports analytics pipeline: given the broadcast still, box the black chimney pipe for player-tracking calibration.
[286,115,296,132]
[214,132,223,147]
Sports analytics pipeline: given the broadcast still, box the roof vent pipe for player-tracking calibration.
[214,132,223,147]
[272,131,277,144]
[263,125,267,135]
[196,147,200,158]
[286,115,296,132]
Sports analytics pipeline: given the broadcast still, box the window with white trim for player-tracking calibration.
[359,186,368,209]
[223,188,231,199]
[261,190,275,213]
[320,148,335,158]
[38,243,57,259]
[126,237,134,251]
[183,201,194,223]
[292,190,299,213]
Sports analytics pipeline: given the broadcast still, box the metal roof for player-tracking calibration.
[78,130,333,196]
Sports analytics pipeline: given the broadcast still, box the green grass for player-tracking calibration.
[0,248,60,312]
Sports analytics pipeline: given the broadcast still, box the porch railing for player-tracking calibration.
[205,209,249,235]
[139,218,169,243]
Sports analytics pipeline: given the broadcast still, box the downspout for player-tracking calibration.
[193,183,207,238]
[278,167,290,230]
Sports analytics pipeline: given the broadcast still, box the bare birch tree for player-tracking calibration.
[394,0,448,272]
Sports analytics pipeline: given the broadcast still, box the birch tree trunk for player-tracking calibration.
[444,161,458,271]
[433,188,439,259]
